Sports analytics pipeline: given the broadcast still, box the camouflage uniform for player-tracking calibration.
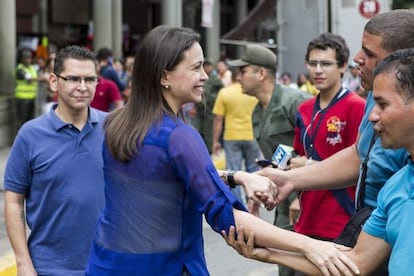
[252,83,309,276]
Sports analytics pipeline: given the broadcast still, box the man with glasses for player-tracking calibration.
[4,45,106,275]
[287,33,365,247]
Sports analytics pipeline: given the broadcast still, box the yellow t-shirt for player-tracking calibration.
[300,81,319,96]
[212,83,258,140]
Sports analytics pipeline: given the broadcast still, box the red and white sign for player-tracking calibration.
[359,0,380,19]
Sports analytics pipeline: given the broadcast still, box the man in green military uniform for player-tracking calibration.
[15,49,38,129]
[229,44,309,276]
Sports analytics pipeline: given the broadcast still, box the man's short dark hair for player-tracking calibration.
[96,47,113,61]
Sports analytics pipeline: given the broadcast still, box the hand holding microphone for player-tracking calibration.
[256,144,297,170]
[271,144,296,170]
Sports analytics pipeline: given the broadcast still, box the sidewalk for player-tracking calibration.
[0,147,9,192]
[0,147,16,276]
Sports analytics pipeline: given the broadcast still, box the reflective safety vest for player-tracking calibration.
[15,63,38,99]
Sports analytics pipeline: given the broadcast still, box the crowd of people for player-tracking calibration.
[5,8,414,276]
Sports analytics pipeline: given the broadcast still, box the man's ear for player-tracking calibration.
[49,73,58,92]
[339,62,347,75]
[258,67,268,80]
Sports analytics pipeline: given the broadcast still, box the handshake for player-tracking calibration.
[229,145,299,210]
[226,170,279,211]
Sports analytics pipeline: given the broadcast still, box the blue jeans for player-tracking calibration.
[223,140,263,203]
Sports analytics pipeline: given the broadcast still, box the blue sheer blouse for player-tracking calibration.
[90,114,246,275]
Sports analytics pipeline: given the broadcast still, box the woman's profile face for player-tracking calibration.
[162,42,208,113]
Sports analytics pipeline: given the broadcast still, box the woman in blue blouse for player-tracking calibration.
[86,25,358,276]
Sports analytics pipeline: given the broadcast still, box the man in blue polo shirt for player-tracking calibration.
[4,45,106,276]
[357,47,414,275]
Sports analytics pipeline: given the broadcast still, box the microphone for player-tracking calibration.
[272,144,296,169]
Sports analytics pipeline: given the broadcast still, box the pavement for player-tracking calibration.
[0,147,16,276]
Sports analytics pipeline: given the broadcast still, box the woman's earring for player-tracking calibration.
[164,85,169,89]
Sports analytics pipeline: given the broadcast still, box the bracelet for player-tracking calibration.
[220,170,237,188]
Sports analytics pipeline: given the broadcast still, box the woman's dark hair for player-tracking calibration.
[105,25,200,161]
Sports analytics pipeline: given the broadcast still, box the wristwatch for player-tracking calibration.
[227,171,236,188]
[220,170,237,188]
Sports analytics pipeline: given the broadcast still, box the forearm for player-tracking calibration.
[346,232,391,275]
[212,116,223,150]
[5,191,34,269]
[228,210,359,275]
[233,209,312,253]
[286,145,360,191]
[265,249,322,275]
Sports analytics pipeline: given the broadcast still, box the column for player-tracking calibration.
[93,0,113,52]
[0,0,16,146]
[112,0,123,60]
[39,0,48,34]
[0,0,16,96]
[161,0,182,27]
[205,0,220,62]
[237,0,247,24]
[236,0,248,57]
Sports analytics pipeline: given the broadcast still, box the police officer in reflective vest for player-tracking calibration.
[15,49,38,129]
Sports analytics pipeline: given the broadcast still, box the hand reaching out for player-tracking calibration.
[222,225,360,276]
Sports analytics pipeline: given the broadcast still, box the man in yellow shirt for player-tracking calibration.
[212,67,263,210]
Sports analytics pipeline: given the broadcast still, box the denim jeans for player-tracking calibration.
[223,140,263,204]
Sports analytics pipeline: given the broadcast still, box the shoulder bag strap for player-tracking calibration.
[356,131,377,211]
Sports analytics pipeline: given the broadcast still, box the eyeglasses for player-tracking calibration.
[56,74,98,86]
[306,60,338,69]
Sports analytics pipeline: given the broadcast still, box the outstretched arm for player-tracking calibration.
[232,209,359,276]
[346,231,390,275]
[258,143,360,204]
[224,217,391,276]
[223,225,357,276]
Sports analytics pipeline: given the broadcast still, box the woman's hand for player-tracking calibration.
[234,171,278,210]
